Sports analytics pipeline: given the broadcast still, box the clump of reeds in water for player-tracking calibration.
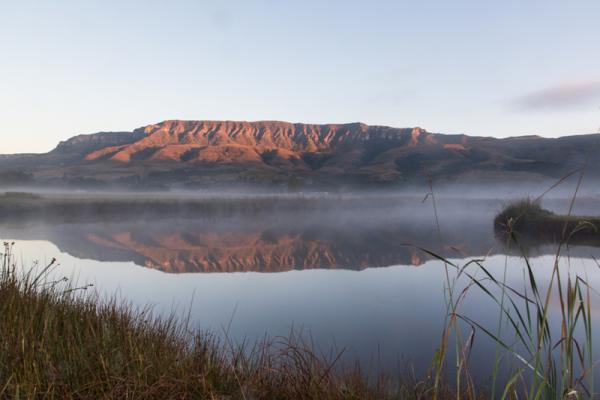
[0,241,438,400]
[494,198,600,245]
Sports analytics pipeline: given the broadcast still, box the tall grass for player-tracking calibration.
[427,171,598,399]
[0,241,440,399]
[431,241,596,399]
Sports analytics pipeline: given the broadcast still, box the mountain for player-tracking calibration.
[1,120,599,189]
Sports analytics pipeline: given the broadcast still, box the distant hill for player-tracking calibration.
[1,120,598,190]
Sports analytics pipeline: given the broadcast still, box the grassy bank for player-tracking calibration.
[0,242,444,400]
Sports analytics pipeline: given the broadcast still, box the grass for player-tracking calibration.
[429,240,597,399]
[450,198,596,398]
[0,241,453,400]
[422,165,598,400]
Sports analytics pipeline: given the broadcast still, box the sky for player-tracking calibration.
[1,0,600,154]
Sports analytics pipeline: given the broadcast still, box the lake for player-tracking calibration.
[2,192,600,385]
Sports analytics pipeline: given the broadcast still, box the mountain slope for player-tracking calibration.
[1,120,599,189]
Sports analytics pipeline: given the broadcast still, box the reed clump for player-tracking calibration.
[494,199,600,243]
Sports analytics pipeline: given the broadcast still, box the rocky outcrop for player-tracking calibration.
[51,131,146,159]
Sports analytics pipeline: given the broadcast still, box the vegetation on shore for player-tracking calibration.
[0,242,445,400]
[494,199,600,245]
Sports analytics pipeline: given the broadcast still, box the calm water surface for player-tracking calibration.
[2,195,600,382]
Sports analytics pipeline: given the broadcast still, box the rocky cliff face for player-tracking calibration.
[82,120,431,164]
[1,120,599,189]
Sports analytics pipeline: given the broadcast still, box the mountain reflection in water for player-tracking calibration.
[2,197,600,273]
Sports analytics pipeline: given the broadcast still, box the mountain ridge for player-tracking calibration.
[1,119,599,189]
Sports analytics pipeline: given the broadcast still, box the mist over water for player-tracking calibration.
[2,187,600,383]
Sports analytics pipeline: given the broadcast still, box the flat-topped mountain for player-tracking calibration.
[1,120,599,189]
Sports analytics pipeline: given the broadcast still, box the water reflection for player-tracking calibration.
[2,198,600,273]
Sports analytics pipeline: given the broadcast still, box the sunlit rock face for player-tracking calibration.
[1,119,599,188]
[83,120,427,165]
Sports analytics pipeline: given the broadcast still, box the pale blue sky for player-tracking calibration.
[1,0,599,153]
